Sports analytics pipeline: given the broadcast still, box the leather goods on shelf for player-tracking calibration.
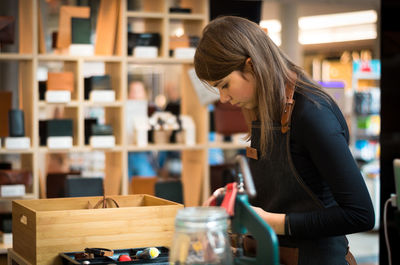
[8,109,25,137]
[0,16,15,44]
[57,6,90,49]
[84,118,98,144]
[46,171,81,198]
[47,72,74,91]
[213,101,248,136]
[65,176,103,197]
[92,124,113,136]
[39,119,74,145]
[71,17,91,44]
[0,170,32,187]
[0,91,12,137]
[84,75,112,99]
[127,32,161,55]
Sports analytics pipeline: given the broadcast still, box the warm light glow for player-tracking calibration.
[174,28,184,38]
[298,10,377,30]
[260,19,282,46]
[298,10,377,44]
[299,23,377,45]
[260,19,281,33]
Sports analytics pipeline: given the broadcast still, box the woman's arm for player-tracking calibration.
[287,97,375,238]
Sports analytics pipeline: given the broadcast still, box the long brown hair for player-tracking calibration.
[194,16,333,158]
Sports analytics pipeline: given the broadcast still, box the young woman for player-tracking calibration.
[195,16,375,265]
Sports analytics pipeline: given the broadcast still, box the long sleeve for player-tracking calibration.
[287,93,375,238]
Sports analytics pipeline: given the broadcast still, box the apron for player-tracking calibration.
[246,84,352,265]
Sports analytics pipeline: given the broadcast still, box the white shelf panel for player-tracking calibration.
[126,11,164,18]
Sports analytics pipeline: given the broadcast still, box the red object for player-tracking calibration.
[214,102,248,136]
[220,182,238,216]
[118,255,132,261]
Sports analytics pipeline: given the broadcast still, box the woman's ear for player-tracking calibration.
[245,58,254,72]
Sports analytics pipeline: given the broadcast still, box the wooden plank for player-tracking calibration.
[104,152,122,195]
[95,0,119,55]
[38,3,46,54]
[56,6,90,49]
[18,0,33,53]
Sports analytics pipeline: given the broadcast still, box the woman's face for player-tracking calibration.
[209,70,257,109]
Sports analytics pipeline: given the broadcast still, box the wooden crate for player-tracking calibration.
[12,195,183,265]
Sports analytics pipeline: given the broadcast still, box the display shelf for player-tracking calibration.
[1,0,209,209]
[0,54,33,60]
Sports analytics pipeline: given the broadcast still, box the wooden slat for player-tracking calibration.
[56,6,90,49]
[95,0,119,55]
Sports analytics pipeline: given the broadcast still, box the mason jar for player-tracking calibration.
[169,207,233,265]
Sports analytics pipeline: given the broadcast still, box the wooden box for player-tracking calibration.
[12,195,183,265]
[47,72,74,91]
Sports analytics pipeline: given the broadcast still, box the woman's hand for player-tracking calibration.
[251,206,286,235]
[202,188,225,206]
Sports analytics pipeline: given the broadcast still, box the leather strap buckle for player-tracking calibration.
[281,74,297,134]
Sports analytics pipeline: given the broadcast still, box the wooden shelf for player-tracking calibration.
[1,0,210,208]
[126,57,194,64]
[127,143,204,152]
[126,11,164,18]
[168,13,206,20]
[38,101,79,107]
[0,148,34,154]
[0,53,33,60]
[208,142,249,150]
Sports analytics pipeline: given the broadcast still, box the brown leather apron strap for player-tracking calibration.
[281,79,296,134]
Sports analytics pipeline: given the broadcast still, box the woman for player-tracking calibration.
[195,16,375,265]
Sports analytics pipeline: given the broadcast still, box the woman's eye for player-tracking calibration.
[222,83,228,89]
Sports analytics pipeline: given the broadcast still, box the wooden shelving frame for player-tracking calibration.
[0,0,248,211]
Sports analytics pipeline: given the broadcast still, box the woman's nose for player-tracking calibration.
[219,90,230,103]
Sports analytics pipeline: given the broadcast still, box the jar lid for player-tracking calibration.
[175,207,228,229]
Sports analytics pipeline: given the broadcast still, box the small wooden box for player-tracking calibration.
[12,195,183,265]
[47,72,74,91]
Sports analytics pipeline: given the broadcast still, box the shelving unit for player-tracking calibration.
[350,59,381,230]
[0,0,221,211]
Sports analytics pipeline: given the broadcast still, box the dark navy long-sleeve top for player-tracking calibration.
[287,89,375,238]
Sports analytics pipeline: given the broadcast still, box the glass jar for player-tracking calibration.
[169,207,233,265]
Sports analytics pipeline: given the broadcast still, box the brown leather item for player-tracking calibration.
[0,170,32,186]
[47,72,75,91]
[214,101,248,136]
[279,246,299,265]
[242,235,299,265]
[345,247,358,265]
[0,16,15,44]
[281,82,295,134]
[0,91,12,137]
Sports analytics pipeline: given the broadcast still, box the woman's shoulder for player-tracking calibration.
[291,88,349,139]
